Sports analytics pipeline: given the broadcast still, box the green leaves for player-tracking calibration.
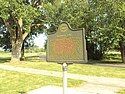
[0,0,46,51]
[44,0,125,59]
[0,1,10,19]
[0,0,42,24]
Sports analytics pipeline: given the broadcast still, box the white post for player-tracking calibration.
[62,63,68,94]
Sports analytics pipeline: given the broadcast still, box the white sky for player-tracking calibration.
[34,33,47,48]
[0,33,47,50]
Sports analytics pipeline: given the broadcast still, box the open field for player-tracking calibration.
[0,51,125,93]
[0,68,84,94]
[1,52,125,79]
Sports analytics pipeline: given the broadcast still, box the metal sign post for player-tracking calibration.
[62,63,68,94]
[46,22,88,94]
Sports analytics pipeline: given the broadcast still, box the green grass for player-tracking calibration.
[104,51,122,63]
[118,89,125,94]
[0,68,84,94]
[0,51,11,63]
[1,51,125,94]
[1,52,125,79]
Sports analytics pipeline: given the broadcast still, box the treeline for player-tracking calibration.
[0,0,125,62]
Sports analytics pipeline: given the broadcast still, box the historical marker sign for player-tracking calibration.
[47,22,87,63]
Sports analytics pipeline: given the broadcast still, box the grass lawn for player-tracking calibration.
[0,68,84,94]
[2,52,125,79]
[118,90,125,94]
[1,51,125,93]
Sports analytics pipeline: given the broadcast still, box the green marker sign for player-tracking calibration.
[47,22,87,63]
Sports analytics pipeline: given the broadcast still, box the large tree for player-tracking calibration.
[88,0,125,62]
[45,0,125,62]
[0,0,45,62]
[44,0,102,59]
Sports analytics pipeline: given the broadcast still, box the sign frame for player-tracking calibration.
[46,22,88,63]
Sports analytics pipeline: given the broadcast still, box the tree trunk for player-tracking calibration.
[4,18,29,63]
[119,41,125,63]
[120,46,125,63]
[11,38,23,63]
[10,18,23,63]
[20,42,25,61]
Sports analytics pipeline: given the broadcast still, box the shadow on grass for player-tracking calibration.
[100,60,122,64]
[0,54,45,63]
[18,92,27,94]
[0,57,11,63]
[25,55,46,62]
[87,59,122,65]
[86,60,125,68]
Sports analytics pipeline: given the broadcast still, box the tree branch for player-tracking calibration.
[9,12,22,32]
[23,32,29,40]
[3,19,13,33]
[32,0,42,7]
[3,19,16,43]
[23,25,31,40]
[32,23,43,27]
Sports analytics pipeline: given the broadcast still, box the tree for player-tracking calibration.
[88,0,125,62]
[44,0,103,59]
[0,0,46,62]
[45,0,125,62]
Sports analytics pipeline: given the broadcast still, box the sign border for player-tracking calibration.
[46,22,88,63]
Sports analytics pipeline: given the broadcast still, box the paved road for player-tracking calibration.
[0,64,125,94]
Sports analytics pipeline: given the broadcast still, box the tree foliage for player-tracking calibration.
[0,0,125,62]
[0,0,46,62]
[44,0,125,61]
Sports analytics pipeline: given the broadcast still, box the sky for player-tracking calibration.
[0,33,47,50]
[34,33,47,48]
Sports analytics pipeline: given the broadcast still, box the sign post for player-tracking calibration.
[62,63,68,94]
[46,22,88,94]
